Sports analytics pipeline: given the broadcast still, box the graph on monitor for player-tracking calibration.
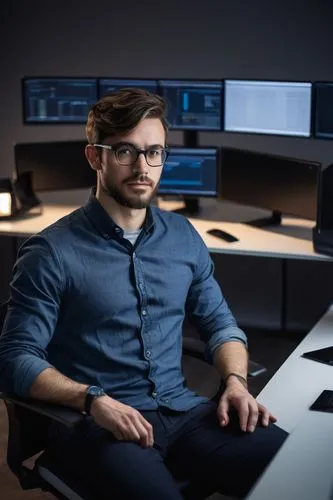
[22,77,98,124]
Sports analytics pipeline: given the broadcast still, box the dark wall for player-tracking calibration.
[1,0,333,205]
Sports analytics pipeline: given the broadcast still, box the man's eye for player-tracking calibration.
[118,147,133,156]
[148,149,161,157]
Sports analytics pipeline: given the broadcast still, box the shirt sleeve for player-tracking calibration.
[184,221,248,363]
[0,234,64,396]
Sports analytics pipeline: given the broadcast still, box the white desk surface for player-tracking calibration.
[257,305,333,434]
[246,306,333,500]
[0,205,77,238]
[0,203,330,261]
[246,411,333,500]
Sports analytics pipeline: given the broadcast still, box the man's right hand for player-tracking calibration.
[90,395,154,448]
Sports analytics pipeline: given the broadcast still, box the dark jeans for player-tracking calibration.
[47,401,288,500]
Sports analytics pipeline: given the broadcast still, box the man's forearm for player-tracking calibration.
[213,341,248,380]
[30,367,89,411]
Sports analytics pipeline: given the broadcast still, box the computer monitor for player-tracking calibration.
[14,140,96,192]
[98,78,159,98]
[313,82,333,139]
[224,79,312,137]
[22,77,98,124]
[158,146,218,215]
[220,147,321,227]
[158,79,223,131]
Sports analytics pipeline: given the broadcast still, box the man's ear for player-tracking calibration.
[85,144,101,171]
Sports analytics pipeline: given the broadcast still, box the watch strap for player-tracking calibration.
[84,386,106,416]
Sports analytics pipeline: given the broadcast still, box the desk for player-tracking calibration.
[0,202,333,331]
[257,304,333,433]
[246,412,333,500]
[245,305,333,500]
[0,203,328,259]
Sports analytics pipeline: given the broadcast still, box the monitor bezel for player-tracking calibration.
[223,78,313,139]
[219,145,322,221]
[97,77,160,99]
[158,145,220,198]
[21,76,98,125]
[158,78,224,132]
[13,139,93,192]
[312,81,333,141]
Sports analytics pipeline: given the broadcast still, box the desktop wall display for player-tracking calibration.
[224,79,312,138]
[313,82,333,139]
[98,78,159,97]
[158,146,219,215]
[158,79,223,133]
[22,77,98,124]
[14,140,96,192]
[220,147,321,227]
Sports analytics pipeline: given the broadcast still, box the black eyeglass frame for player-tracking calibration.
[93,143,169,167]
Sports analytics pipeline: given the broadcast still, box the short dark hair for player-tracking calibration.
[86,87,168,145]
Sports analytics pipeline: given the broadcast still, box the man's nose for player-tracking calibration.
[133,152,149,173]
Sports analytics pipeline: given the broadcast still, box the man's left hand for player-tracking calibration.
[217,378,277,433]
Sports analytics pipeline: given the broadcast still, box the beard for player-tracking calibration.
[100,173,160,209]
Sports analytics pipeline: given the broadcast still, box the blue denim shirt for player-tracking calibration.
[0,194,247,411]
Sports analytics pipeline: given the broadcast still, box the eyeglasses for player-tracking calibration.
[93,142,169,167]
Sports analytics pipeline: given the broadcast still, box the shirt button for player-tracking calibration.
[152,391,157,398]
[146,350,151,358]
[142,309,147,316]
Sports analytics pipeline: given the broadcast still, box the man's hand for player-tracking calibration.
[90,395,154,447]
[217,377,277,433]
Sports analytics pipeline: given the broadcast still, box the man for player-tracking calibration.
[0,88,287,499]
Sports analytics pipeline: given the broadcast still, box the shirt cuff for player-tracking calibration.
[205,326,248,364]
[12,356,54,397]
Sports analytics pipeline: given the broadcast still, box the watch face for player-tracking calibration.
[88,386,105,397]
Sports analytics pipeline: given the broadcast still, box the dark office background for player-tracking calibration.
[1,0,333,205]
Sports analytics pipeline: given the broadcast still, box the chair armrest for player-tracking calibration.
[0,392,85,428]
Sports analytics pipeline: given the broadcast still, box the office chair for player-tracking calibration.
[0,347,223,500]
[0,299,226,500]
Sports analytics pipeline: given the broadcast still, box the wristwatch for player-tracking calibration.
[84,385,106,416]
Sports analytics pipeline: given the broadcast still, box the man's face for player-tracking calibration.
[95,118,166,209]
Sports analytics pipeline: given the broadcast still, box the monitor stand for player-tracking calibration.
[173,197,201,216]
[245,210,282,228]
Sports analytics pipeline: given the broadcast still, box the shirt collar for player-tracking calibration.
[83,188,155,239]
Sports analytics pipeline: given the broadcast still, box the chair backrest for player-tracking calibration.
[0,300,53,488]
[0,299,9,330]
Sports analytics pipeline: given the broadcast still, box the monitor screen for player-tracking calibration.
[22,77,98,124]
[220,147,321,221]
[313,82,333,139]
[14,140,96,192]
[224,80,312,137]
[159,79,223,130]
[159,147,218,197]
[98,78,159,98]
